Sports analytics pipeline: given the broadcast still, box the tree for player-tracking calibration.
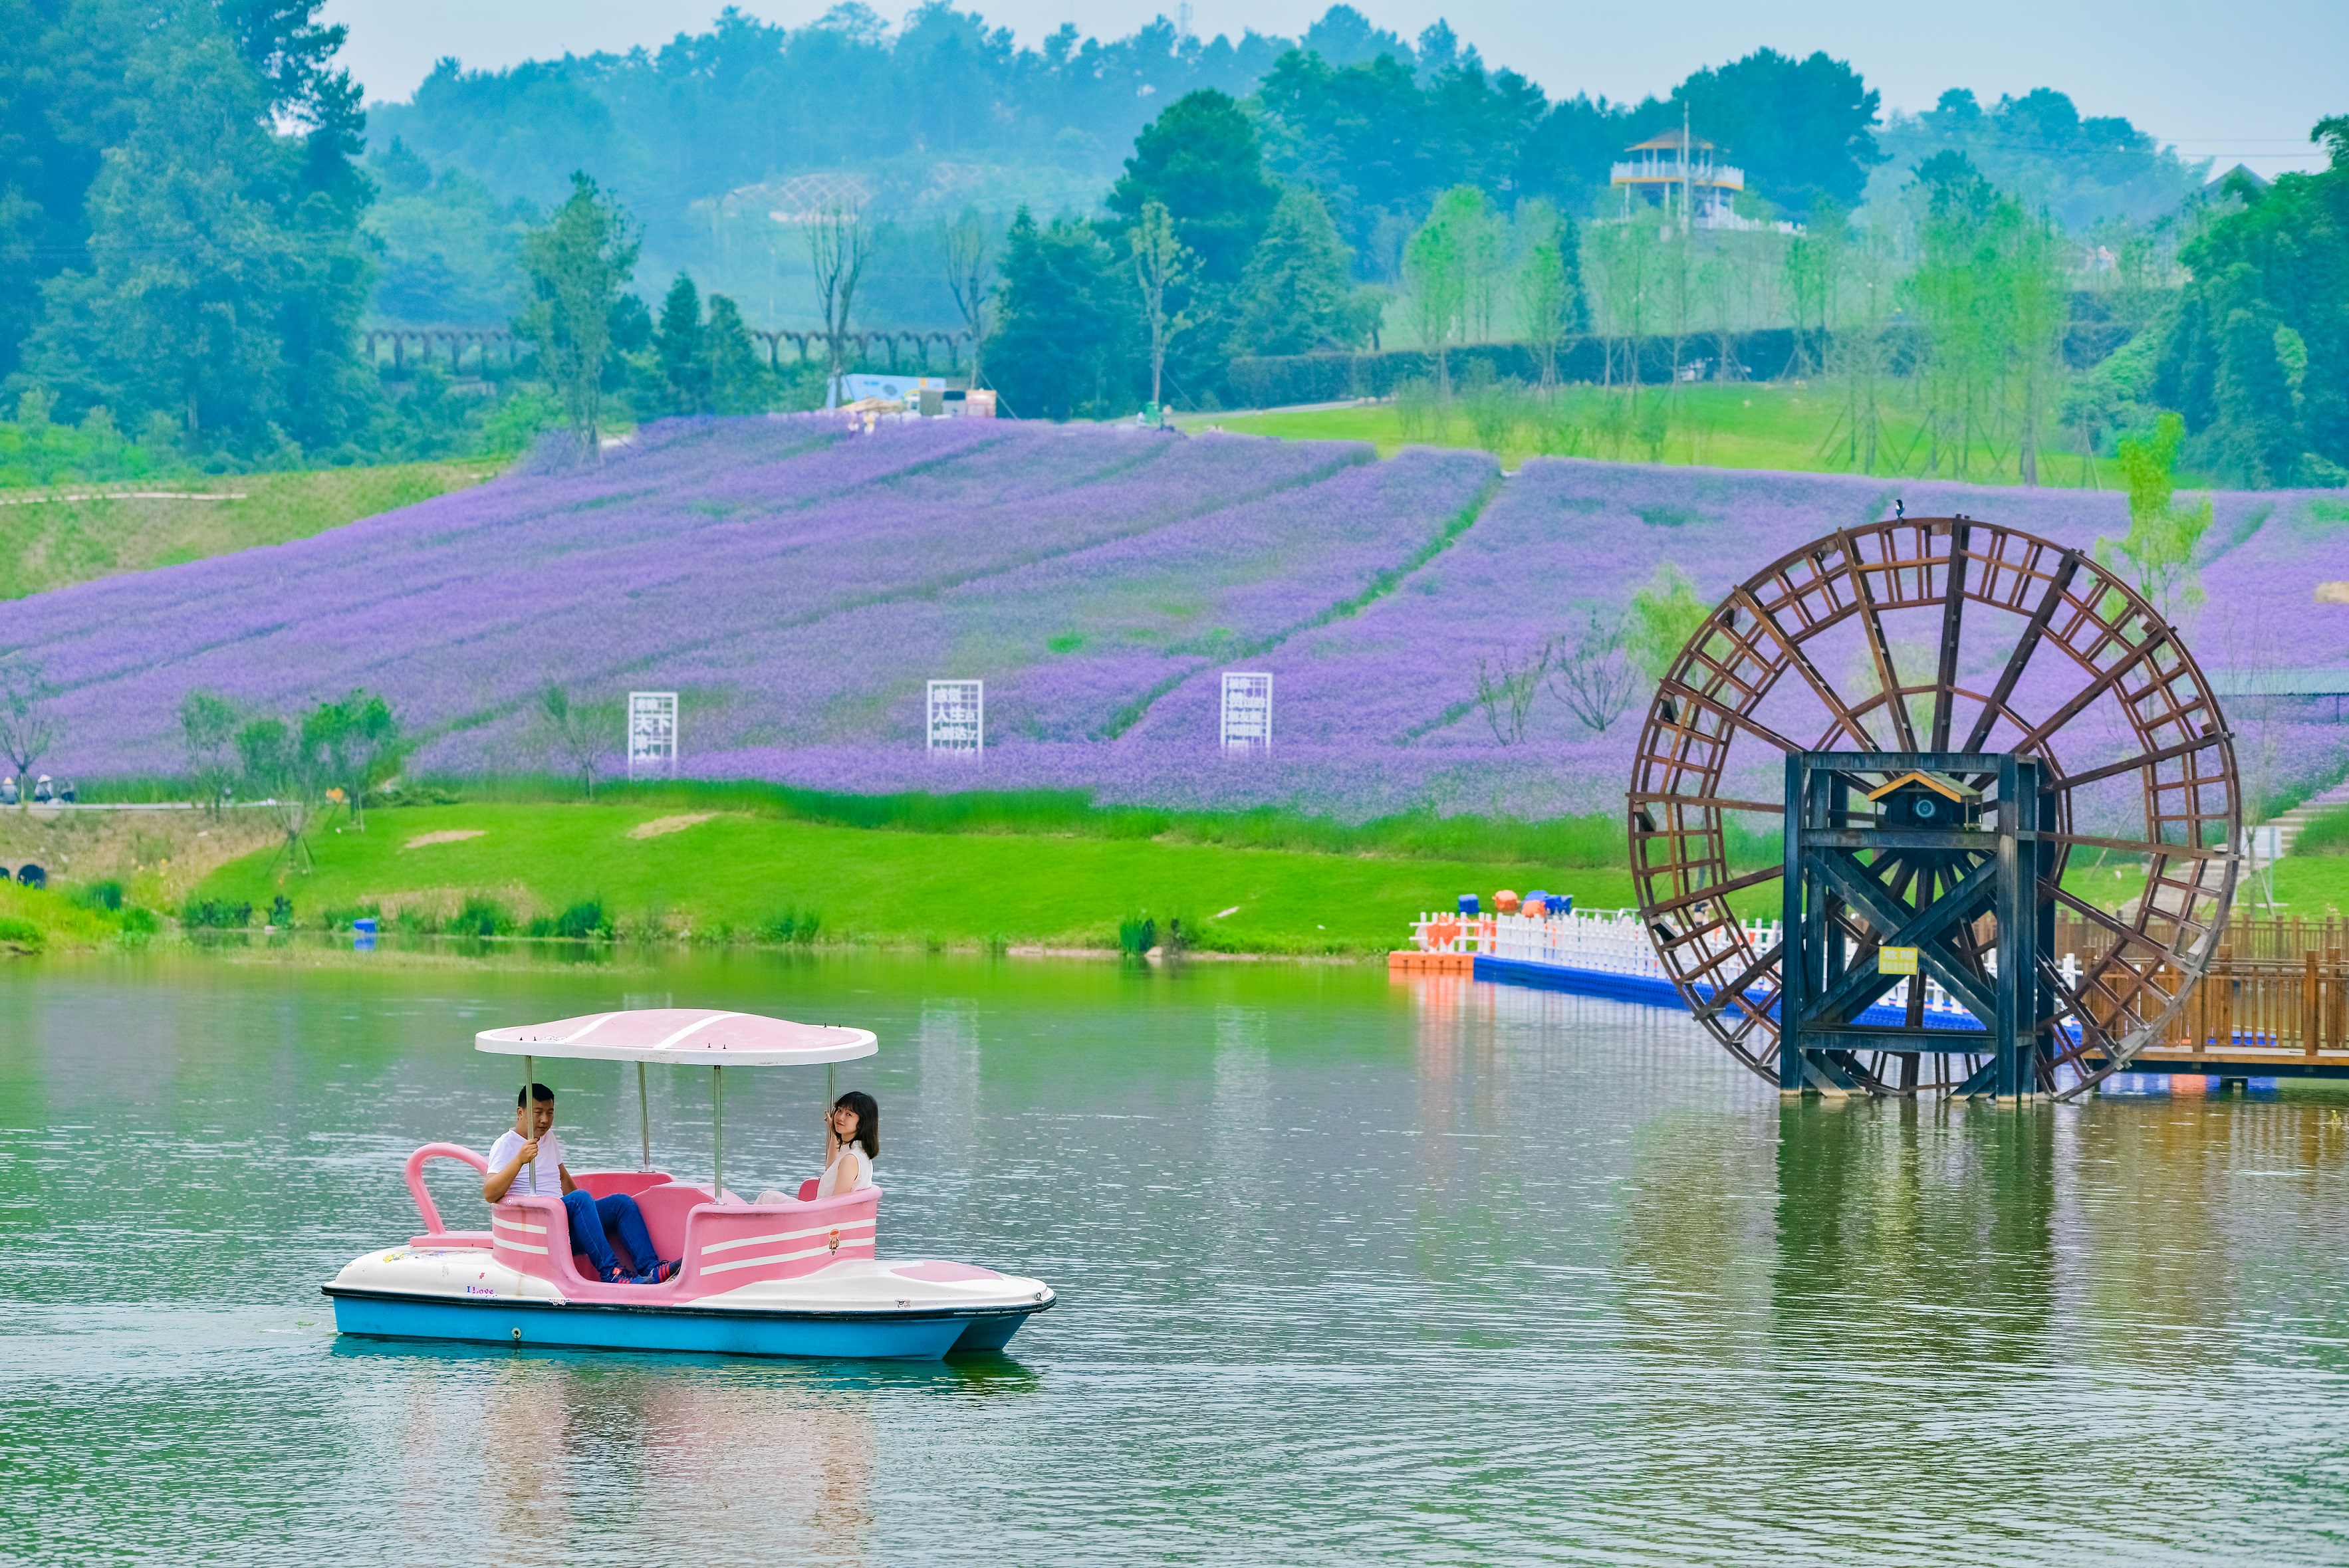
[1233,187,1361,358]
[1783,197,1847,378]
[1625,564,1711,684]
[235,713,326,873]
[306,690,400,827]
[808,199,882,405]
[1106,90,1278,291]
[1515,200,1579,390]
[1669,49,1882,211]
[988,208,1142,421]
[702,295,766,413]
[180,691,241,814]
[539,684,613,798]
[1583,211,1656,390]
[1475,642,1552,744]
[2096,412,2213,622]
[1904,155,2005,478]
[941,207,995,388]
[2003,203,2068,486]
[1823,213,1898,474]
[0,658,60,807]
[652,273,711,415]
[1130,201,1189,409]
[25,11,375,455]
[517,173,640,455]
[1405,188,1489,392]
[1548,611,1638,732]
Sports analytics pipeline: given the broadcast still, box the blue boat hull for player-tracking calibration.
[326,1288,1040,1360]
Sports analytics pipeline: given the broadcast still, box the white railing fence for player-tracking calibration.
[1408,907,2082,1022]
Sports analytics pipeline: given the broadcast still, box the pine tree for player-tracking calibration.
[989,208,1142,421]
[1233,187,1358,358]
[653,273,710,415]
[703,294,766,413]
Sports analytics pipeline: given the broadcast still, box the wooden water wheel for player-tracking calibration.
[1627,516,2240,1098]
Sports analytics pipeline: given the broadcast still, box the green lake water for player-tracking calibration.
[3,947,2348,1564]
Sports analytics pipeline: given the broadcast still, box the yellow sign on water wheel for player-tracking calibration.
[1878,946,1919,976]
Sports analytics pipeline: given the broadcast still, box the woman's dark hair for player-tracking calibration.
[834,1091,879,1160]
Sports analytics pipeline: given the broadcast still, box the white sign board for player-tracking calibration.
[627,691,678,778]
[927,680,983,757]
[1221,672,1272,752]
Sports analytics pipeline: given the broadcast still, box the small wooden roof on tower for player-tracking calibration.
[1626,130,1718,153]
[1864,770,1977,804]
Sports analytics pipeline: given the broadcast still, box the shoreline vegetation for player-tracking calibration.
[0,785,2341,959]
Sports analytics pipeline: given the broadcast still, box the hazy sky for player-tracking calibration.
[324,0,2344,175]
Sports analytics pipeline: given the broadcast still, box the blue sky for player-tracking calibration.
[325,0,2343,175]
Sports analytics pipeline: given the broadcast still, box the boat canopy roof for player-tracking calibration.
[475,1008,877,1067]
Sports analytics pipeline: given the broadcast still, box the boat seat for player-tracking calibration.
[632,1182,719,1264]
[576,1169,674,1202]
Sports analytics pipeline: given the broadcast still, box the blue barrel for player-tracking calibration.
[1457,894,1479,915]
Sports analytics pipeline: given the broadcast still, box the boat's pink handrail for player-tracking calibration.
[406,1142,489,1234]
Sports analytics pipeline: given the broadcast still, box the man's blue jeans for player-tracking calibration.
[563,1189,659,1280]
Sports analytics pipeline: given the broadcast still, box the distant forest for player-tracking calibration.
[364,3,2210,328]
[0,0,2336,491]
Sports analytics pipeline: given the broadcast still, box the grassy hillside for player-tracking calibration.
[1194,384,2216,488]
[187,801,1635,954]
[0,460,500,598]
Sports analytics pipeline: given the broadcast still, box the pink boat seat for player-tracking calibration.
[630,1182,717,1265]
[575,1169,674,1202]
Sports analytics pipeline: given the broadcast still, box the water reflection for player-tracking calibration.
[333,1341,889,1565]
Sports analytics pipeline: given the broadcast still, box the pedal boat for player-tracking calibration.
[324,1008,1054,1359]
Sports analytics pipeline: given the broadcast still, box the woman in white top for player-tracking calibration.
[817,1091,878,1197]
[755,1091,880,1204]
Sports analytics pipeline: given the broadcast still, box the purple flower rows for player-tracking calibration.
[2,417,1356,776]
[1,417,2340,822]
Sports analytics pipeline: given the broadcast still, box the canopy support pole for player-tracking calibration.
[825,1062,836,1165]
[522,1053,537,1196]
[638,1061,650,1171]
[711,1065,725,1203]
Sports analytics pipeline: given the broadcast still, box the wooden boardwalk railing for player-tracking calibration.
[2055,915,2349,1069]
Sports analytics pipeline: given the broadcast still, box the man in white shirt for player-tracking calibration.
[484,1083,675,1284]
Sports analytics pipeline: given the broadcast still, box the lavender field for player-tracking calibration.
[3,415,2342,820]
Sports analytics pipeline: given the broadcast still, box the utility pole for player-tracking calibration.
[1681,102,1693,234]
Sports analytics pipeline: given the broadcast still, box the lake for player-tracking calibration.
[4,947,2346,1564]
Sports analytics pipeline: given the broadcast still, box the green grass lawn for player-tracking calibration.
[103,794,2349,957]
[191,802,1638,955]
[1194,383,2201,490]
[0,459,502,598]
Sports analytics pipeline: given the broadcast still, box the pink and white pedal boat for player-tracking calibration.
[324,1008,1054,1359]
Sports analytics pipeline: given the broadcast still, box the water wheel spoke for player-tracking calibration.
[1629,792,1787,815]
[1733,586,1880,750]
[1691,941,1785,1021]
[2007,628,2175,758]
[1929,518,1971,749]
[1962,548,2081,752]
[1836,529,1922,754]
[2052,732,2231,792]
[1656,679,1804,756]
[1643,863,1782,923]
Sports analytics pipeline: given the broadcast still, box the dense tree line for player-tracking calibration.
[1,0,2333,489]
[0,0,380,460]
